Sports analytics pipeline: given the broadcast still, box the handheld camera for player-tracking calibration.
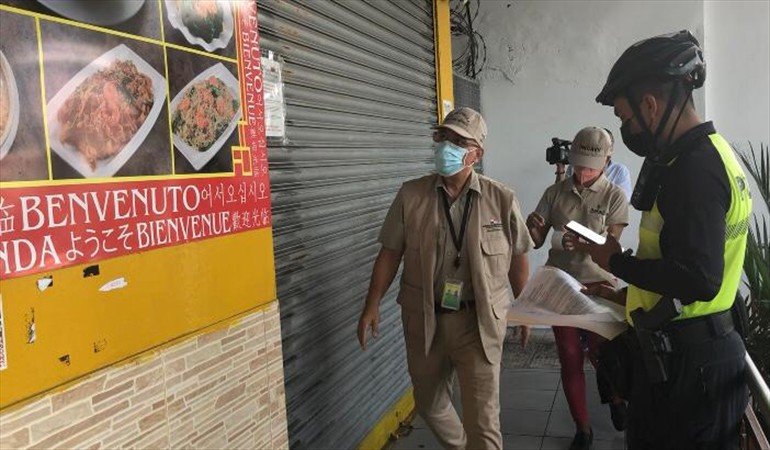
[546,138,571,165]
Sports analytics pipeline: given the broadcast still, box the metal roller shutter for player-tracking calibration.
[258,1,438,447]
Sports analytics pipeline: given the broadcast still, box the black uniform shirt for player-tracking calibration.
[609,122,732,304]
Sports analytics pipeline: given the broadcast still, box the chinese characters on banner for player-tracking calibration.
[0,1,271,280]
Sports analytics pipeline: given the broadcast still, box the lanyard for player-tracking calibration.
[439,187,474,268]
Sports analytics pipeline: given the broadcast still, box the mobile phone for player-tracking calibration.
[565,220,606,245]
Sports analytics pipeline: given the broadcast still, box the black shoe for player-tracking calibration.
[569,429,593,450]
[609,401,627,431]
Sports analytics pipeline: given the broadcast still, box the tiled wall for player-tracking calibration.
[0,302,288,449]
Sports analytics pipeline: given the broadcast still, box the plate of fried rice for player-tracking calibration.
[46,44,167,178]
[170,63,240,171]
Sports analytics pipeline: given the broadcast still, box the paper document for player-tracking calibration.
[507,266,628,339]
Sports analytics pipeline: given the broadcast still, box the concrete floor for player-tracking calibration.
[386,328,626,450]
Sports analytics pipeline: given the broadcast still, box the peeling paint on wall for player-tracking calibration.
[83,265,100,278]
[99,277,128,292]
[25,308,35,344]
[36,275,53,292]
[93,339,107,353]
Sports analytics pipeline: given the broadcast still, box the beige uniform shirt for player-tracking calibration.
[379,171,532,304]
[535,174,629,284]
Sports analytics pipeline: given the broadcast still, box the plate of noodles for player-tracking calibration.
[164,0,234,52]
[170,63,240,171]
[0,49,20,161]
[46,44,166,178]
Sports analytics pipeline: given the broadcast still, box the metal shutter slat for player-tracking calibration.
[262,1,436,447]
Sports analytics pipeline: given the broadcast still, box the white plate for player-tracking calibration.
[0,50,20,161]
[170,63,241,172]
[46,44,167,178]
[164,0,234,52]
[37,0,145,26]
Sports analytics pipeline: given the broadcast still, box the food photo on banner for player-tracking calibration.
[40,20,171,179]
[167,47,240,174]
[162,0,236,58]
[0,0,272,281]
[0,0,161,39]
[0,10,49,182]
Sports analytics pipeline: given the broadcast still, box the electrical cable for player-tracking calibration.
[449,0,486,79]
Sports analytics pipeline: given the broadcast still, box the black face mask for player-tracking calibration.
[620,118,656,158]
[623,83,693,212]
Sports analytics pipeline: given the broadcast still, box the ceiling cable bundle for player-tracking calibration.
[449,0,487,79]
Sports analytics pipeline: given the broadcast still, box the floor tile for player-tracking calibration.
[500,370,561,391]
[500,409,550,436]
[552,387,604,412]
[500,388,557,412]
[503,434,542,449]
[540,436,573,450]
[544,408,579,438]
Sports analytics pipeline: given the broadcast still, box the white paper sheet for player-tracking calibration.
[261,57,285,138]
[507,266,628,339]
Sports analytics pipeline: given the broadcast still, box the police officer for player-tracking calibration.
[566,31,752,449]
[357,107,533,449]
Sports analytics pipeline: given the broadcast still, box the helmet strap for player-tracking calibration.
[652,81,681,146]
[664,87,693,150]
[625,80,682,160]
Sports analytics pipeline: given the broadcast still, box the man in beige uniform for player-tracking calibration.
[357,108,532,449]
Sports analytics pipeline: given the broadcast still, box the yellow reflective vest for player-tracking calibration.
[626,133,752,323]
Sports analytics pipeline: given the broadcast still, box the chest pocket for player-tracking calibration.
[584,207,607,234]
[481,236,510,278]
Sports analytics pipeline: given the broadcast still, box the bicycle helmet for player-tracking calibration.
[596,30,705,105]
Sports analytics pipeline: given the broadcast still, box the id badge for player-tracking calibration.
[441,279,464,311]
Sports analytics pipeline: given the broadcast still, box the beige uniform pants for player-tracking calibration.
[404,307,503,450]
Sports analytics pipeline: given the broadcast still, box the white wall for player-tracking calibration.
[477,0,705,271]
[704,0,770,221]
[705,0,770,151]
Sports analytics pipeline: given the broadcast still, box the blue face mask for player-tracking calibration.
[434,141,468,176]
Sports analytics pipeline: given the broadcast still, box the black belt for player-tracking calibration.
[435,301,476,314]
[662,309,734,349]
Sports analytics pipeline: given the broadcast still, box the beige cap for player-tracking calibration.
[569,126,612,170]
[437,107,487,147]
[602,127,615,155]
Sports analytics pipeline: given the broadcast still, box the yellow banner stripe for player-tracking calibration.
[0,171,237,189]
[34,17,53,181]
[164,42,238,64]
